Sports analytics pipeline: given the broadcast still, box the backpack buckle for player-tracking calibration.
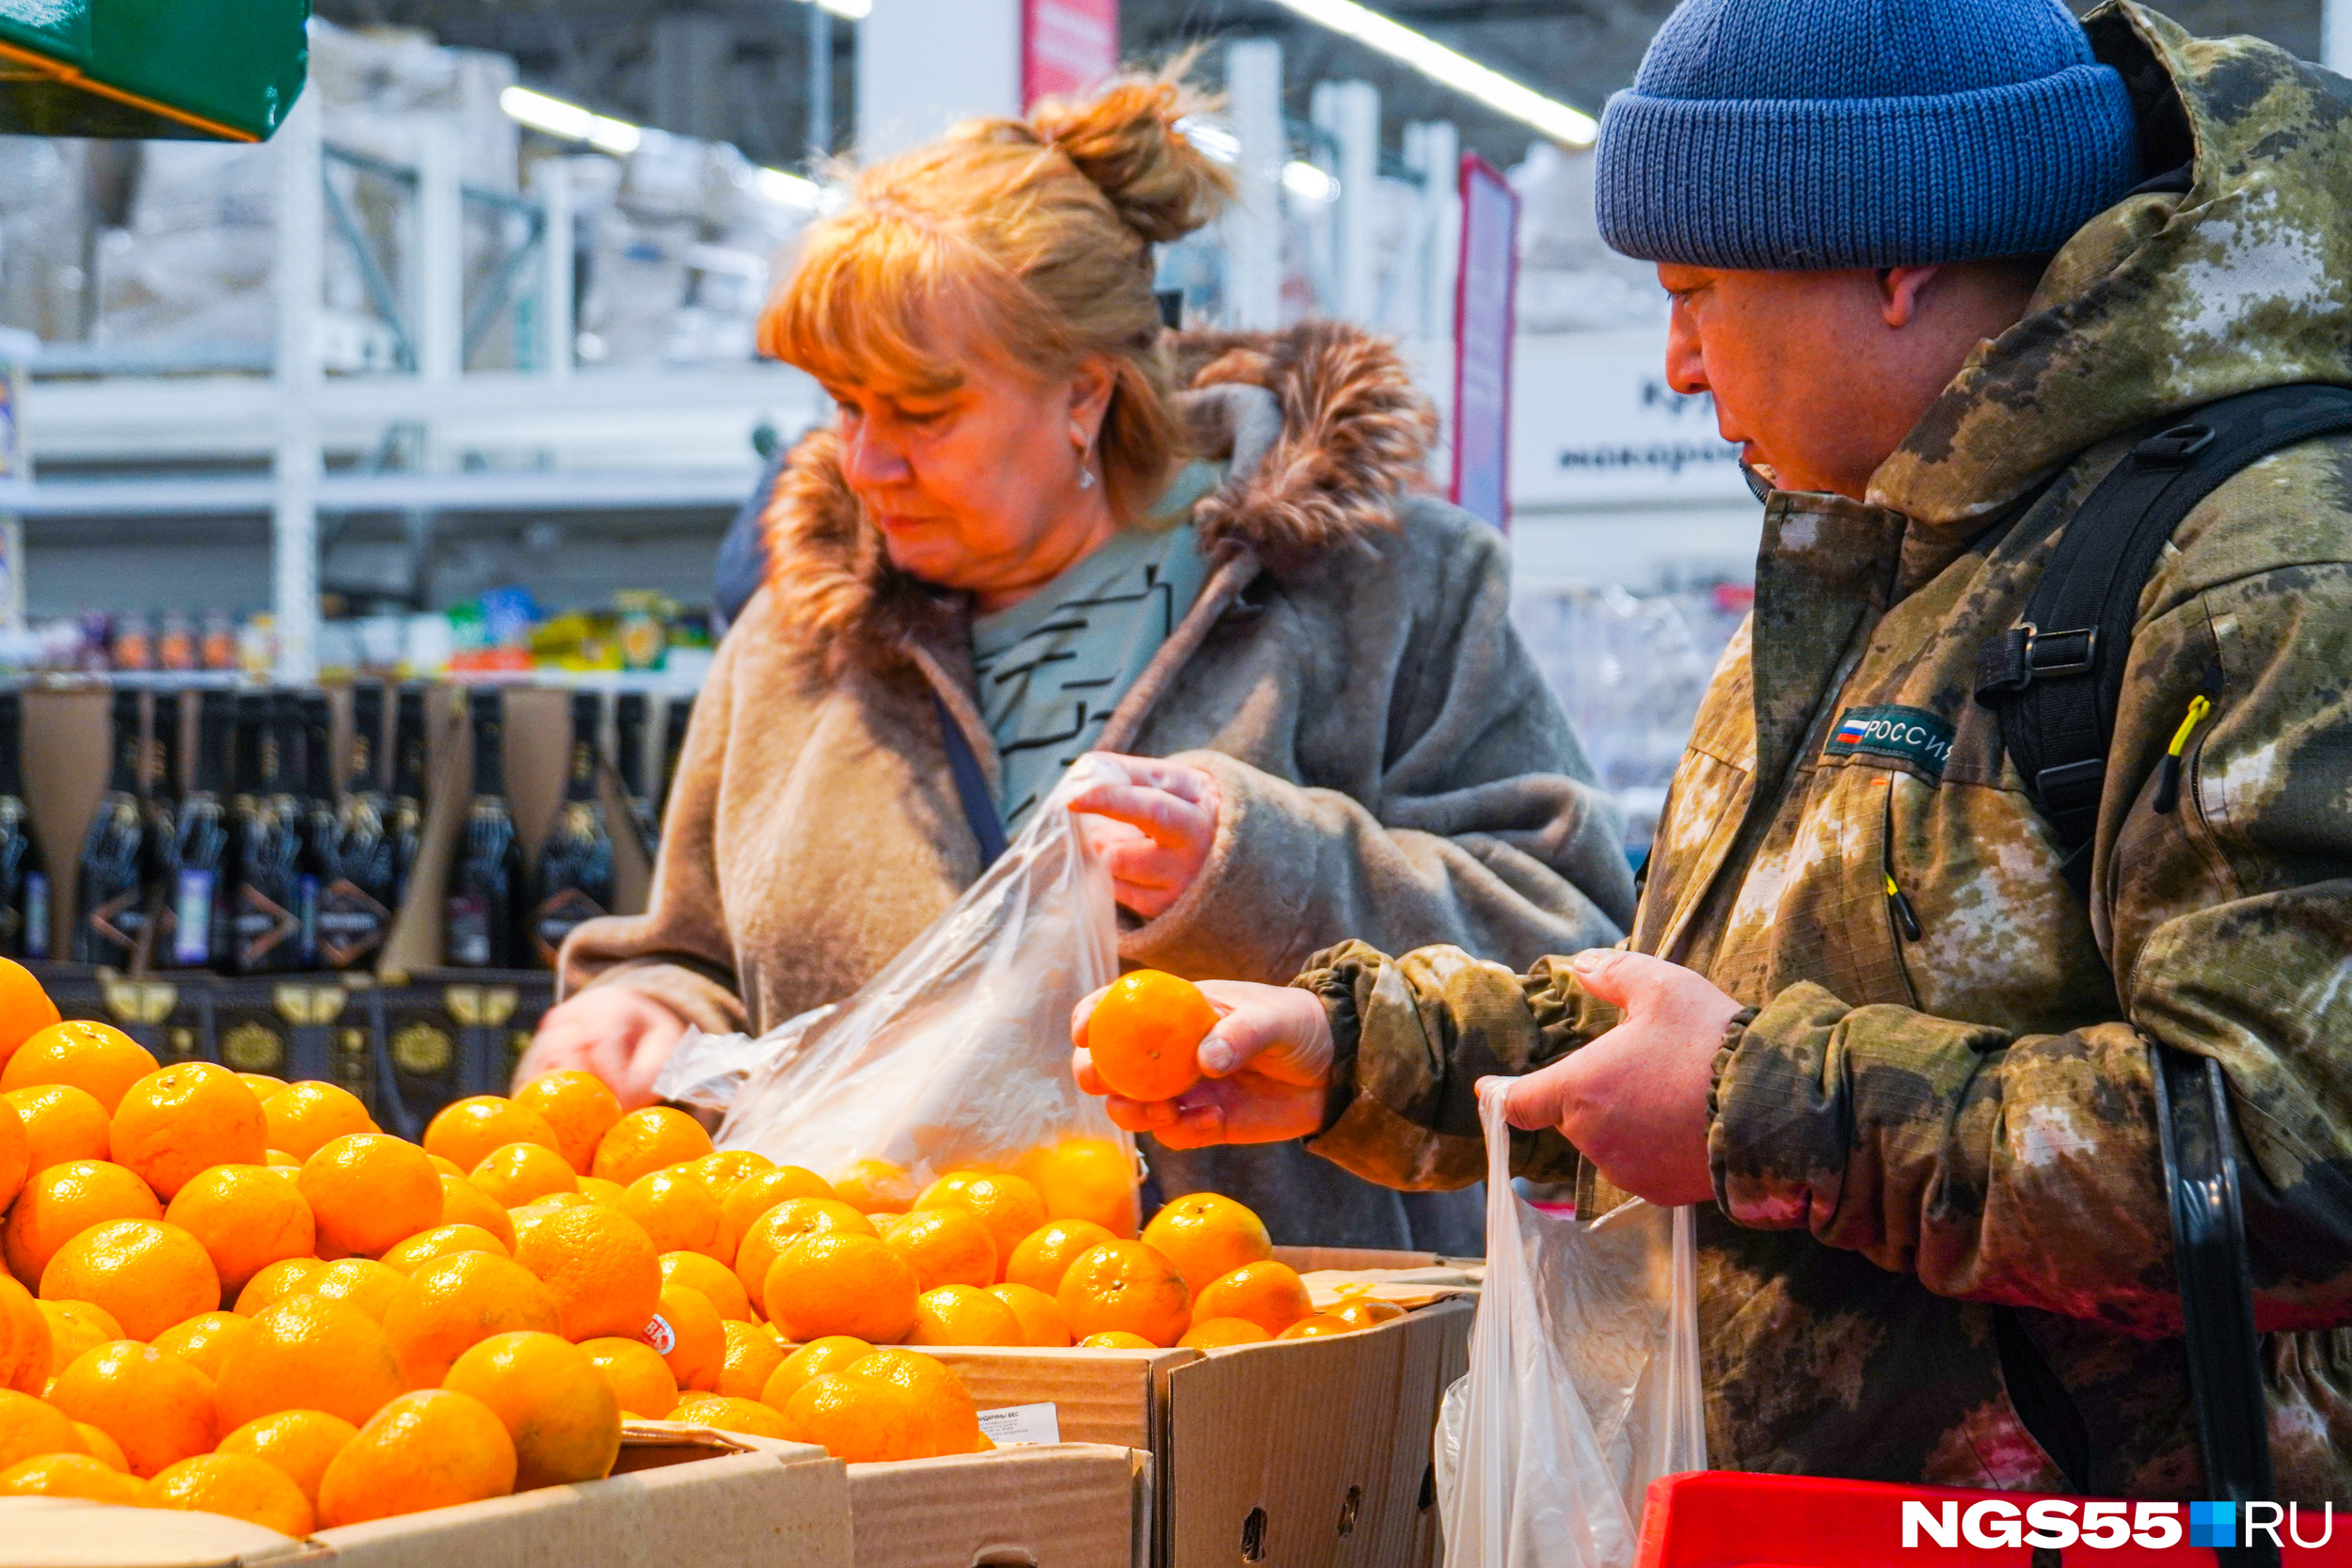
[1975,623,2098,702]
[2136,421,2217,466]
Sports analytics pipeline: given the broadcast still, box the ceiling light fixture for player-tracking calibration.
[501,87,824,211]
[1176,116,1342,202]
[1263,0,1598,147]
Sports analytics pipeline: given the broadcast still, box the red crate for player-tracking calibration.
[1636,1472,2351,1568]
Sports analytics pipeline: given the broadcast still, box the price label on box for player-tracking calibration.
[977,1402,1060,1448]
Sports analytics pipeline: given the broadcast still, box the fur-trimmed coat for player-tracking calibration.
[558,323,1637,1248]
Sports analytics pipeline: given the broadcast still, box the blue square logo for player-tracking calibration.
[2191,1502,2236,1549]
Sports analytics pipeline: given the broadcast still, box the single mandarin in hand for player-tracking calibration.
[422,1096,564,1176]
[763,1232,920,1345]
[49,1339,216,1478]
[914,1172,1047,1266]
[2,1085,109,1172]
[0,1022,157,1114]
[141,1451,315,1536]
[719,1164,836,1252]
[1190,1260,1314,1337]
[315,1389,516,1528]
[1002,1218,1118,1296]
[579,1336,676,1418]
[260,1082,375,1162]
[299,1134,442,1259]
[0,1451,140,1504]
[1014,1138,1139,1237]
[907,1284,1025,1348]
[215,1295,406,1432]
[442,1330,620,1490]
[0,960,61,1070]
[39,1220,218,1343]
[1085,971,1216,1103]
[714,1320,785,1402]
[735,1197,875,1316]
[101,1064,262,1202]
[382,1251,563,1387]
[1055,1240,1190,1348]
[510,1204,662,1342]
[165,1164,315,1294]
[881,1208,997,1291]
[591,1108,713,1187]
[215,1408,357,1507]
[757,1335,873,1411]
[660,1250,753,1322]
[510,1070,624,1176]
[984,1283,1073,1347]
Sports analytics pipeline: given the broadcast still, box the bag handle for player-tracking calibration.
[2153,1045,2278,1567]
[934,694,1009,870]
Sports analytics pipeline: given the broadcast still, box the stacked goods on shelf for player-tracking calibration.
[0,681,697,1142]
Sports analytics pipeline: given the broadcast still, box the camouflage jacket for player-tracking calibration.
[1299,4,2352,1498]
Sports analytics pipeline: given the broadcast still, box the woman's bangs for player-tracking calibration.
[762,221,967,396]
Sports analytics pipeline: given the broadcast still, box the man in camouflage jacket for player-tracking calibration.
[1076,1,2352,1498]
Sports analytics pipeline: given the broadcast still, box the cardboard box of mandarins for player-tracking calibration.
[0,1422,855,1568]
[848,1440,1152,1568]
[929,1264,1474,1568]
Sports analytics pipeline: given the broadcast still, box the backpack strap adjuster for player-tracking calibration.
[1975,622,2098,700]
[2136,421,2217,466]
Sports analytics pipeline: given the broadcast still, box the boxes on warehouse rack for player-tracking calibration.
[849,1441,1152,1568]
[930,1273,1475,1568]
[0,1422,854,1568]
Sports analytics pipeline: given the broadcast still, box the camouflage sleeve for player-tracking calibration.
[1712,553,2352,1333]
[1292,940,1621,1192]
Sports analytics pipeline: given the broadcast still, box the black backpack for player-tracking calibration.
[1973,384,2352,1547]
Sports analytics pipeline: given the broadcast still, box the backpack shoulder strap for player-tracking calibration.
[1974,383,2352,896]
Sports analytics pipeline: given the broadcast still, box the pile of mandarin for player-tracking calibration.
[0,958,1405,1539]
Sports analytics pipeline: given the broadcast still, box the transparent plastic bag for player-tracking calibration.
[1436,1080,1706,1568]
[653,753,1131,1188]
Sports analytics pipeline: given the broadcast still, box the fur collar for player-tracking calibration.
[760,321,1438,674]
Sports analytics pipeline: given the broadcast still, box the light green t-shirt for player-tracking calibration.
[971,462,1221,831]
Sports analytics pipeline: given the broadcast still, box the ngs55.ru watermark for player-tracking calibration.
[1903,1499,2337,1550]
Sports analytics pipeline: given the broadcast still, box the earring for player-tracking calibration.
[1076,465,1097,491]
[1073,424,1097,489]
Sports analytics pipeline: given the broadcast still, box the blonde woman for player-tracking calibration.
[524,71,1634,1249]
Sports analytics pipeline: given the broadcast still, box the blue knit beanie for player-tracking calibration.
[1594,0,2142,269]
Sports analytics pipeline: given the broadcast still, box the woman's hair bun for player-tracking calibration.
[1027,67,1234,245]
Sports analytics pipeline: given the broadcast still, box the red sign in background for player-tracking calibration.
[1022,0,1119,107]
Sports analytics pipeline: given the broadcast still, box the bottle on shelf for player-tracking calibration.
[444,689,521,970]
[322,681,395,971]
[169,690,235,970]
[532,691,615,969]
[74,689,148,967]
[230,692,303,974]
[297,691,337,969]
[612,691,659,863]
[140,692,183,963]
[0,691,50,961]
[387,685,427,912]
[658,695,693,829]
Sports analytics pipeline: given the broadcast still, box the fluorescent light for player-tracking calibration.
[1177,116,1340,203]
[755,166,823,210]
[499,86,642,155]
[805,0,868,15]
[1263,0,1597,147]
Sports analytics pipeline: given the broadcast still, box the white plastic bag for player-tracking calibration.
[654,753,1131,1188]
[1436,1079,1707,1568]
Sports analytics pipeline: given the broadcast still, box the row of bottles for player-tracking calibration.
[38,683,691,975]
